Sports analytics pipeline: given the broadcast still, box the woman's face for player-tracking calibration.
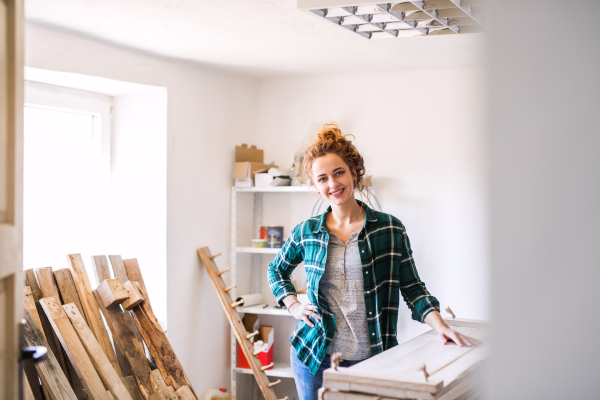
[311,153,356,207]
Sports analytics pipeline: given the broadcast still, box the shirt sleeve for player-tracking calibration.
[267,225,304,306]
[398,224,440,322]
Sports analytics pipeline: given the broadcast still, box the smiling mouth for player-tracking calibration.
[330,188,345,197]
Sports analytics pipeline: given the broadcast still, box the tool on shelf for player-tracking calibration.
[197,246,287,400]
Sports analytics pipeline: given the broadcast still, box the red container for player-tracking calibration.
[238,326,274,370]
[260,226,268,240]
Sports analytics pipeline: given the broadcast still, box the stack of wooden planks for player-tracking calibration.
[319,319,487,400]
[23,254,198,400]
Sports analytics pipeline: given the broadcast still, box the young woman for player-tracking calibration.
[267,124,476,400]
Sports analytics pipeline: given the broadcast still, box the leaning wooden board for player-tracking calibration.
[322,319,487,400]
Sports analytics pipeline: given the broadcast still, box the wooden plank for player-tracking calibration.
[92,255,133,378]
[97,278,129,307]
[92,255,113,283]
[151,369,167,391]
[23,307,77,400]
[197,247,278,400]
[149,387,178,400]
[175,386,196,400]
[40,297,111,400]
[54,268,88,325]
[24,269,42,302]
[35,267,72,382]
[24,286,43,333]
[23,374,36,400]
[322,327,478,395]
[122,376,145,400]
[35,267,62,302]
[109,255,129,283]
[122,258,151,307]
[129,282,195,395]
[63,303,134,400]
[67,253,123,377]
[393,329,486,385]
[122,280,145,311]
[93,289,155,400]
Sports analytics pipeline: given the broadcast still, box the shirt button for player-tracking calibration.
[362,250,364,253]
[366,291,370,294]
[369,312,372,315]
[366,271,369,274]
[372,333,375,336]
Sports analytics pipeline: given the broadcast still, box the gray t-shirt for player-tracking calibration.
[320,232,371,360]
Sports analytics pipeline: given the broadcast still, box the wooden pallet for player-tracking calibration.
[197,246,287,400]
[321,319,487,400]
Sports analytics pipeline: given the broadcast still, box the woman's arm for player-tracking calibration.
[424,311,478,347]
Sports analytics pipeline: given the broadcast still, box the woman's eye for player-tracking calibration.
[336,171,344,176]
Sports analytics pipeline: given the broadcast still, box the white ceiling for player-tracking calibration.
[25,0,485,76]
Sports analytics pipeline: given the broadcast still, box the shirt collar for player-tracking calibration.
[313,199,378,234]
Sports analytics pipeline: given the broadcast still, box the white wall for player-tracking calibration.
[487,1,600,398]
[255,66,489,343]
[25,23,260,392]
[110,91,168,328]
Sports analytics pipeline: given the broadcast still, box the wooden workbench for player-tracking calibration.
[320,319,487,400]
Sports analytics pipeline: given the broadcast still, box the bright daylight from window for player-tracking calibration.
[23,106,106,275]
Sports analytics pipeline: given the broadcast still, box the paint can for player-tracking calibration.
[260,226,268,240]
[266,226,284,248]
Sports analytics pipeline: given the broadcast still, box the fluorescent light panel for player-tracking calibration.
[304,1,485,40]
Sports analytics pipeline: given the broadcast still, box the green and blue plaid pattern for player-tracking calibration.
[267,200,440,375]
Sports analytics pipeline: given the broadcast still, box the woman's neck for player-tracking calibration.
[328,198,364,227]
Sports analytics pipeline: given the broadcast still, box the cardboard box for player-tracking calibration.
[238,313,274,370]
[233,144,266,187]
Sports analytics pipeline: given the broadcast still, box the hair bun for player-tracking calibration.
[317,123,346,144]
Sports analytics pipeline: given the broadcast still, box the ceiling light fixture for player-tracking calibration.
[298,0,485,39]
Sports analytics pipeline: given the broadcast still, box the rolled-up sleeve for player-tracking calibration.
[398,227,440,322]
[267,226,304,306]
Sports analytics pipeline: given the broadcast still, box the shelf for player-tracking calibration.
[234,363,294,378]
[237,303,292,316]
[235,247,280,254]
[233,186,311,193]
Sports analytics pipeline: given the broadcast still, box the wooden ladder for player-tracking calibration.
[197,247,287,400]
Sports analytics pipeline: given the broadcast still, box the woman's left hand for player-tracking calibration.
[437,327,479,347]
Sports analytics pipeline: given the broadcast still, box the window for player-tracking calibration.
[23,81,111,280]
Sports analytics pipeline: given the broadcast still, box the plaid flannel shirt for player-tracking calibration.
[267,200,440,375]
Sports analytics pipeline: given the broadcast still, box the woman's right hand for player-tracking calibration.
[289,302,321,327]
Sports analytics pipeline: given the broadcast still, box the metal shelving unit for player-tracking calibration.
[229,185,311,400]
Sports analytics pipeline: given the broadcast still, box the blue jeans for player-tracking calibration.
[290,346,366,400]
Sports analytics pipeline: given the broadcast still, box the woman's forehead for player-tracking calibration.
[312,153,348,173]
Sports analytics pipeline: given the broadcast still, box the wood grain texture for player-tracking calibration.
[23,307,77,400]
[93,289,155,400]
[129,281,195,395]
[63,303,134,400]
[35,267,72,382]
[91,255,133,378]
[92,255,113,283]
[108,255,129,283]
[24,286,42,333]
[121,280,145,311]
[68,253,123,377]
[40,297,111,400]
[122,376,145,400]
[23,374,35,400]
[97,278,129,307]
[149,387,178,400]
[122,258,151,308]
[54,268,88,325]
[24,269,42,302]
[197,247,278,400]
[174,386,196,400]
[35,267,61,301]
